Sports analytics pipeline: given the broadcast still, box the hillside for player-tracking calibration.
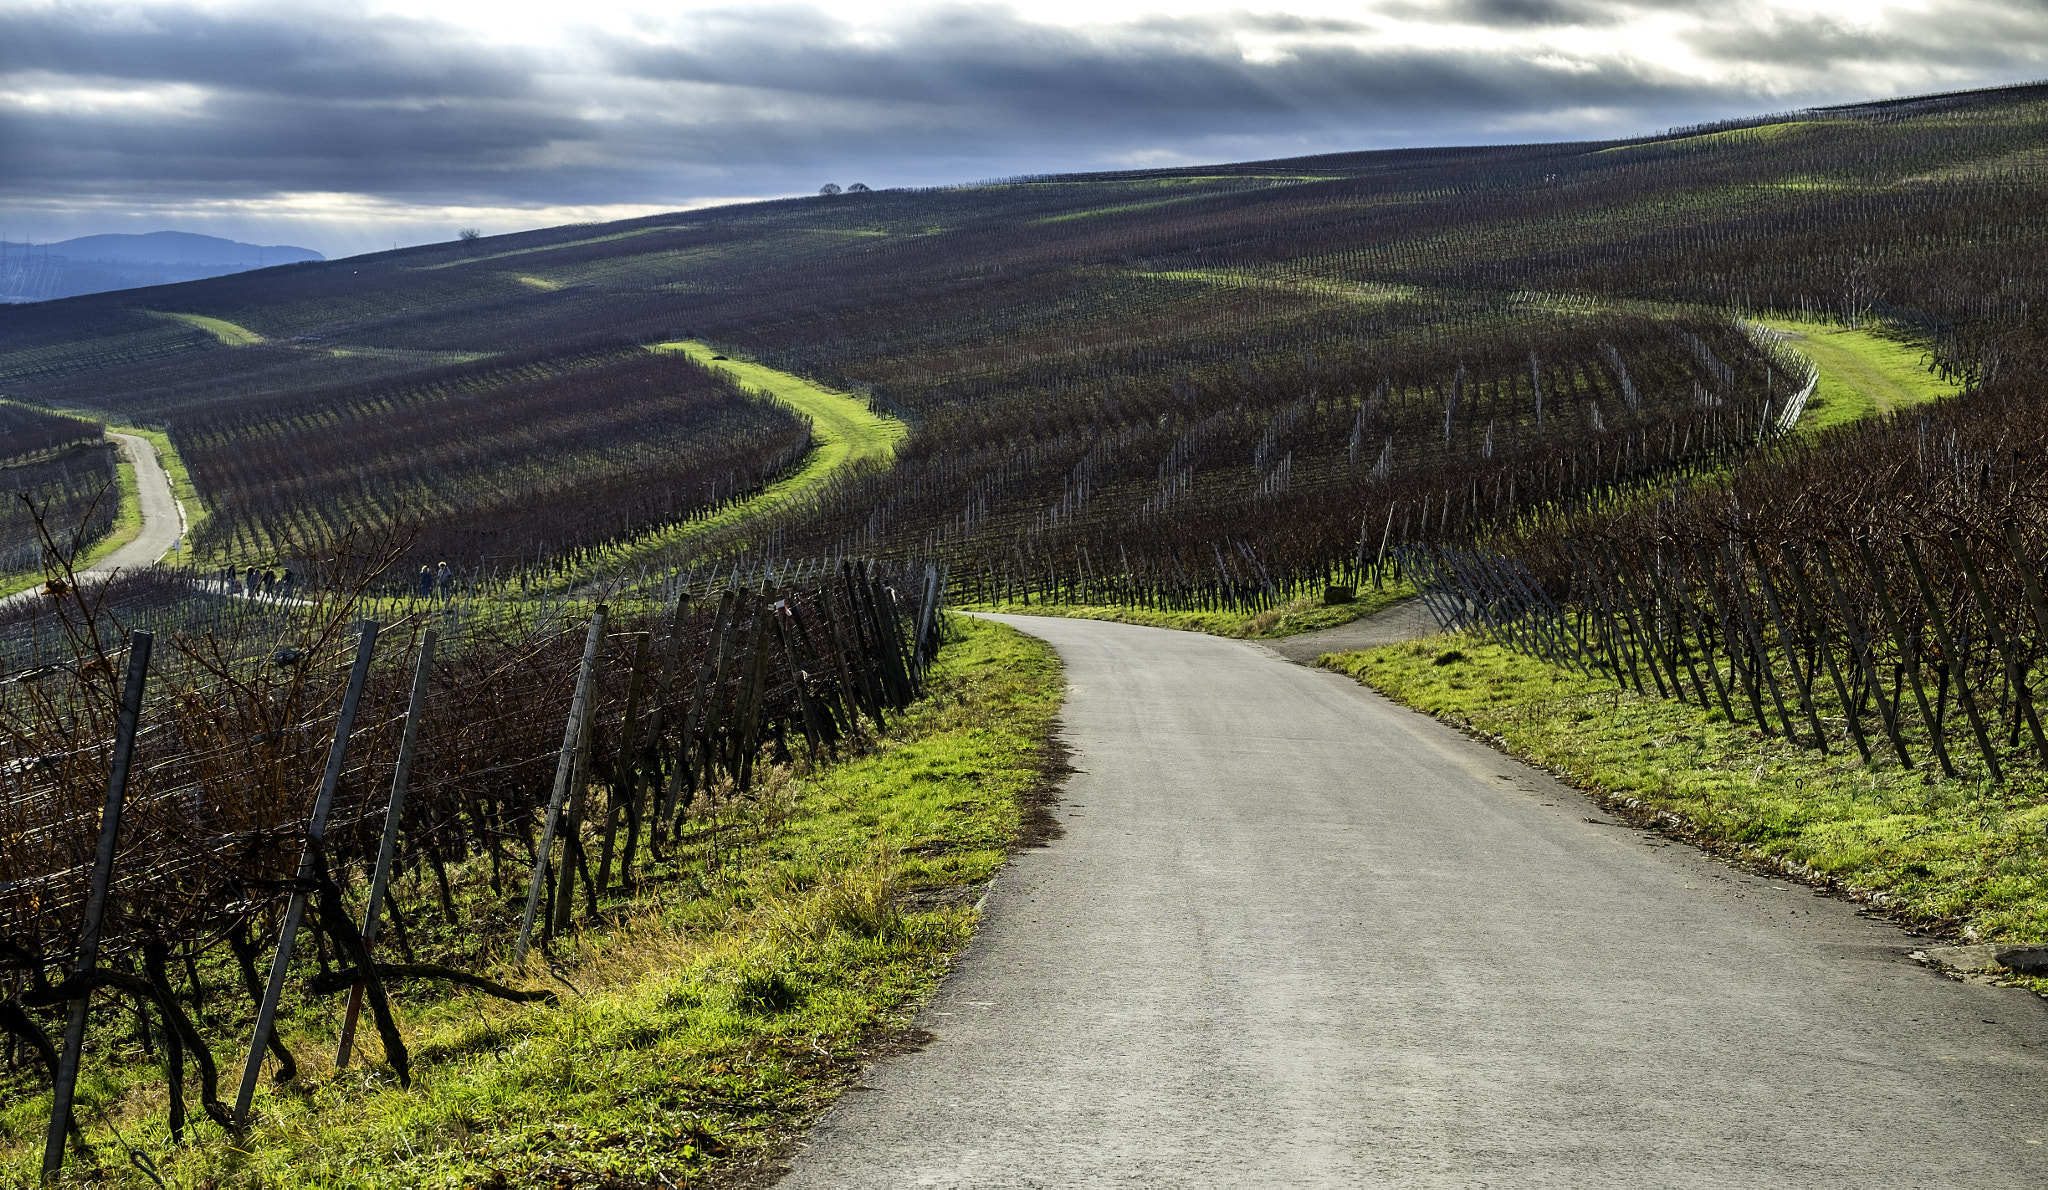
[1,81,2045,585]
[0,232,324,303]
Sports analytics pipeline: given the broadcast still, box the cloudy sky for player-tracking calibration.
[2,0,2044,257]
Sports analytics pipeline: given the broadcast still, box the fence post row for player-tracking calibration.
[18,562,943,1160]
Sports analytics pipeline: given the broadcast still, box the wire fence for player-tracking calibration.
[0,544,946,1176]
[1405,520,2048,782]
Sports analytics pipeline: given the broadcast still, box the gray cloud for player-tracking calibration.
[1,1,2043,254]
[1685,3,2048,73]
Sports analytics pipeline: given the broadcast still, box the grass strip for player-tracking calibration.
[145,311,265,347]
[1325,635,2048,958]
[969,581,1414,639]
[1755,318,1962,433]
[10,614,1062,1187]
[562,343,904,579]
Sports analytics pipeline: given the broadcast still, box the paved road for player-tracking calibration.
[0,432,183,610]
[1265,595,1441,664]
[97,432,184,574]
[784,614,2048,1188]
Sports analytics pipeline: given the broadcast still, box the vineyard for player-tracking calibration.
[1398,320,2048,785]
[0,541,943,1179]
[172,344,816,569]
[2,76,2048,1176]
[0,85,2038,599]
[0,404,117,580]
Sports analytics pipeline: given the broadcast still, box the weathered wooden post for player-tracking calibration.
[596,632,651,893]
[235,621,379,1126]
[515,608,606,966]
[336,628,437,1068]
[42,631,152,1181]
[553,660,604,930]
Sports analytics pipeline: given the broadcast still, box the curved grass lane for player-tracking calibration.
[649,341,902,542]
[563,342,904,585]
[1753,318,1962,433]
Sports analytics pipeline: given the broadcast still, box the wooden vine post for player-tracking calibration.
[235,620,380,1126]
[42,631,152,1182]
[516,606,606,966]
[337,627,437,1069]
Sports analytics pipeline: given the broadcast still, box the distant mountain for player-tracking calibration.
[0,232,325,303]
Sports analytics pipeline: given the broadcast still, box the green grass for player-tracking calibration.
[146,311,265,347]
[971,582,1415,639]
[416,225,684,270]
[1594,121,1826,158]
[1146,268,1418,305]
[560,342,904,578]
[15,614,1063,1187]
[1326,635,2048,948]
[1757,318,1962,432]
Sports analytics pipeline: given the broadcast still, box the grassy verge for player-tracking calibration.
[13,614,1062,1187]
[1756,318,1962,433]
[970,581,1414,639]
[146,311,266,347]
[1326,635,2048,954]
[560,343,904,580]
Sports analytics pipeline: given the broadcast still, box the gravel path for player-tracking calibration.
[783,613,2048,1188]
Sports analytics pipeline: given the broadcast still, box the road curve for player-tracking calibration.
[0,432,183,610]
[784,614,2048,1188]
[93,432,184,576]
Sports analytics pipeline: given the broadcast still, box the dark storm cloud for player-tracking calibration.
[0,4,538,101]
[603,7,1693,133]
[4,0,2046,247]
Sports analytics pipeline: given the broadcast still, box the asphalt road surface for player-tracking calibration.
[0,432,183,611]
[97,432,184,574]
[783,614,2048,1188]
[1265,595,1441,664]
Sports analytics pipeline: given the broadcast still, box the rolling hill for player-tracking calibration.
[0,81,2044,591]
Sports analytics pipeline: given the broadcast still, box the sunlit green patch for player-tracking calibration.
[1756,318,1962,433]
[146,311,265,347]
[550,342,909,578]
[415,225,689,270]
[1593,121,1830,158]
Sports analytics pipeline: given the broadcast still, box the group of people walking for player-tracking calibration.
[222,564,292,599]
[210,560,456,601]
